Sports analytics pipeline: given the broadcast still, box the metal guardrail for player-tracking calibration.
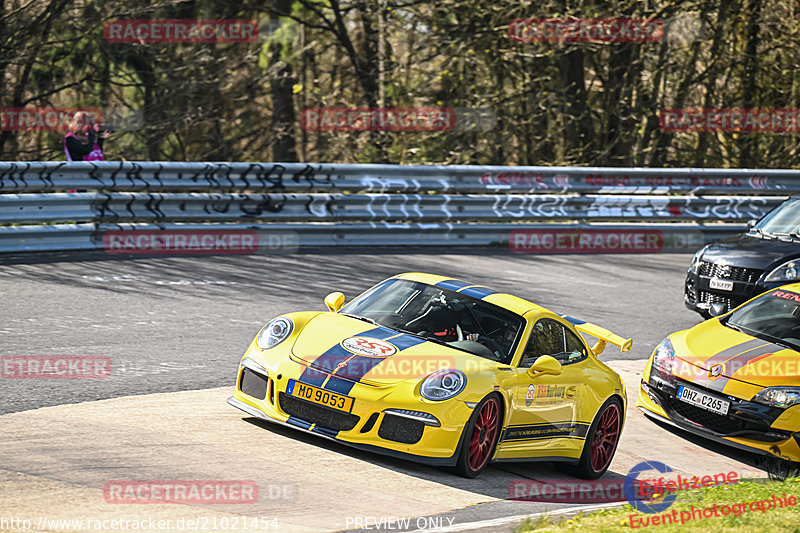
[0,162,794,254]
[0,192,783,224]
[1,161,798,194]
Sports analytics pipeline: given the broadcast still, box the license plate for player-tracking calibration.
[677,385,730,415]
[286,379,354,412]
[710,278,734,291]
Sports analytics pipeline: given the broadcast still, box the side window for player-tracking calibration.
[519,319,561,367]
[562,327,588,364]
[519,319,587,367]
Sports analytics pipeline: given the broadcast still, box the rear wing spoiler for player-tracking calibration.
[561,315,632,356]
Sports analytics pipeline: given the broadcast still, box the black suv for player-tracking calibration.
[685,196,800,318]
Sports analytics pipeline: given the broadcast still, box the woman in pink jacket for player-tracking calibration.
[64,111,111,161]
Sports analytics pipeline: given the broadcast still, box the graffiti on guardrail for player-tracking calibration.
[360,176,430,193]
[678,196,772,219]
[0,162,336,193]
[87,192,335,222]
[0,162,793,253]
[585,196,775,219]
[476,171,780,194]
[226,162,333,190]
[0,162,796,195]
[0,192,777,225]
[491,195,570,218]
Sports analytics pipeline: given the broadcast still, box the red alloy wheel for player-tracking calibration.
[590,402,621,473]
[468,397,500,472]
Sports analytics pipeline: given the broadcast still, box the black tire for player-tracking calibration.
[557,397,622,479]
[452,394,503,478]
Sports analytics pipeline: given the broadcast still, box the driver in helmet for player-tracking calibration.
[467,324,517,360]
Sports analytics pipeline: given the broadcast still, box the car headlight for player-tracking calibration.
[652,337,676,374]
[689,246,708,274]
[255,317,294,349]
[420,369,466,401]
[765,259,800,282]
[752,387,800,408]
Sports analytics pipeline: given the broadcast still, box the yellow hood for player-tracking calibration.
[290,313,497,385]
[671,318,800,391]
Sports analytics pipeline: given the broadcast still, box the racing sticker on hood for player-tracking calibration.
[325,333,427,395]
[297,325,398,387]
[297,326,427,396]
[341,337,397,357]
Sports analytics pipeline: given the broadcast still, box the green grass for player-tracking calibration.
[514,477,800,532]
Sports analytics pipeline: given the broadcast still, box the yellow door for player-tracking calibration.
[495,317,589,459]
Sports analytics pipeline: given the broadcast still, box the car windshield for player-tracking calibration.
[723,289,800,351]
[340,278,524,364]
[754,198,800,236]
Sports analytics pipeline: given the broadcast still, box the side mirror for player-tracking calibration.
[324,292,345,312]
[709,303,727,317]
[747,219,758,229]
[526,355,562,378]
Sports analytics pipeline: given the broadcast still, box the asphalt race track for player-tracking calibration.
[0,250,772,532]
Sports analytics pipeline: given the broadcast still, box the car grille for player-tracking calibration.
[278,392,360,431]
[378,414,424,444]
[698,291,741,309]
[240,368,268,400]
[699,261,762,283]
[665,396,744,434]
[360,412,380,433]
[663,393,785,441]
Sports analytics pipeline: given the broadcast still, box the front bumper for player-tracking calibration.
[229,357,474,467]
[636,367,800,462]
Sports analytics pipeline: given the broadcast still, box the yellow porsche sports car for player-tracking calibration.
[228,273,632,478]
[638,283,800,464]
